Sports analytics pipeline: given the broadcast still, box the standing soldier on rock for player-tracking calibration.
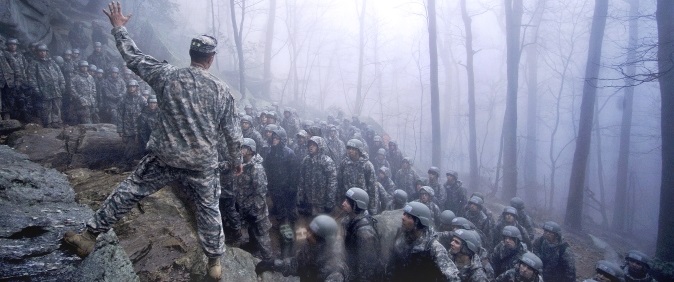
[337,139,379,215]
[101,66,125,123]
[63,3,243,280]
[117,79,146,169]
[297,136,338,216]
[27,44,65,128]
[4,39,30,122]
[387,141,403,179]
[136,94,159,155]
[0,44,15,120]
[69,60,98,124]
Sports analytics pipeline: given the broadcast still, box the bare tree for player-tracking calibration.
[564,0,609,230]
[656,0,674,261]
[502,0,523,201]
[262,0,277,98]
[354,0,367,116]
[427,0,442,167]
[459,0,479,190]
[230,0,247,98]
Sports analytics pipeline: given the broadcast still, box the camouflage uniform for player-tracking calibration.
[263,130,298,223]
[0,52,14,118]
[492,219,532,249]
[517,210,536,243]
[395,164,420,197]
[444,180,467,215]
[378,167,396,194]
[117,90,146,164]
[27,56,65,127]
[387,141,404,179]
[436,231,494,280]
[495,268,543,282]
[337,151,379,215]
[3,49,30,121]
[371,155,390,173]
[87,51,111,70]
[242,125,264,154]
[86,28,243,259]
[465,210,493,251]
[232,153,273,260]
[136,105,158,154]
[532,236,576,282]
[326,133,346,163]
[387,228,460,281]
[343,212,382,282]
[102,75,126,123]
[428,177,445,206]
[280,111,300,143]
[490,241,528,277]
[297,136,338,216]
[69,70,97,124]
[375,182,393,211]
[455,253,490,282]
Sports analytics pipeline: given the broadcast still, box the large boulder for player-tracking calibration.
[0,145,137,281]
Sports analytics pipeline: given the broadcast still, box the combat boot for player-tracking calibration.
[63,230,97,258]
[208,257,222,280]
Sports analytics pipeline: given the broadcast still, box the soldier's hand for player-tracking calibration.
[103,2,132,28]
[233,164,243,176]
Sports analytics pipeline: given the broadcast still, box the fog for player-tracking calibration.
[127,0,661,250]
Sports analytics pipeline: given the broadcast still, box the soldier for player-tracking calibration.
[491,226,528,277]
[60,49,76,124]
[495,252,544,282]
[531,221,576,282]
[258,123,277,159]
[255,215,348,281]
[337,139,379,215]
[290,129,309,163]
[466,192,496,225]
[87,41,111,68]
[443,170,467,215]
[232,138,273,261]
[63,3,243,280]
[464,196,493,250]
[340,187,382,281]
[369,135,385,158]
[510,197,536,242]
[280,107,300,143]
[427,166,445,205]
[263,127,298,225]
[371,148,390,173]
[622,250,656,282]
[72,48,81,61]
[136,94,159,154]
[392,189,408,209]
[448,229,489,282]
[0,44,15,120]
[4,39,30,122]
[297,136,338,216]
[27,44,65,128]
[116,79,146,168]
[241,114,264,151]
[442,216,495,280]
[386,202,460,281]
[377,166,396,194]
[69,60,98,124]
[413,186,441,226]
[256,111,267,133]
[394,157,420,197]
[101,66,125,123]
[326,125,346,163]
[243,103,256,125]
[593,260,625,282]
[387,140,404,179]
[122,68,133,82]
[492,206,532,249]
[437,210,456,232]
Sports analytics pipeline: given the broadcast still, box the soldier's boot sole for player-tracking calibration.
[208,257,222,281]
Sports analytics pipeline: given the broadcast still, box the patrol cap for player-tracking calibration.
[6,38,18,45]
[148,95,157,103]
[94,41,102,47]
[190,34,218,53]
[37,44,48,51]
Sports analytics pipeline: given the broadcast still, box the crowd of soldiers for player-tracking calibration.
[0,39,158,169]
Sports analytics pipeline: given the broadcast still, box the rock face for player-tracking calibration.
[0,145,137,281]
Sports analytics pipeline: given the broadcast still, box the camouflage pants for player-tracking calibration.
[5,88,32,122]
[35,98,62,127]
[75,107,94,124]
[87,154,225,257]
[238,198,273,261]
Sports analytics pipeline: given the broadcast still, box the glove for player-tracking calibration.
[255,259,274,276]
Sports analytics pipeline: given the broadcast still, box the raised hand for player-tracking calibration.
[102,1,132,28]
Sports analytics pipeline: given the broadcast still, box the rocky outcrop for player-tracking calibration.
[0,145,137,281]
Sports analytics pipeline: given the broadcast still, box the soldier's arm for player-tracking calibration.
[430,240,460,282]
[365,162,378,215]
[253,164,268,197]
[110,26,173,88]
[325,158,338,210]
[218,93,243,168]
[55,63,65,91]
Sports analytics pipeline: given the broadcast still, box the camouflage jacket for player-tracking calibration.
[492,219,532,249]
[428,179,446,206]
[387,147,404,178]
[387,228,460,282]
[112,26,242,170]
[137,106,159,146]
[27,58,65,99]
[379,175,396,195]
[338,155,379,215]
[443,181,467,215]
[87,51,112,69]
[517,210,536,242]
[297,137,337,211]
[394,167,419,197]
[495,268,543,282]
[242,127,264,155]
[371,157,390,173]
[376,182,393,211]
[102,76,126,107]
[465,210,493,249]
[281,115,300,142]
[326,136,346,164]
[437,232,495,281]
[0,53,13,87]
[117,93,145,136]
[4,51,28,87]
[455,253,490,282]
[62,59,75,79]
[233,154,268,211]
[532,237,575,282]
[69,71,97,109]
[490,241,528,278]
[343,213,382,282]
[277,238,348,282]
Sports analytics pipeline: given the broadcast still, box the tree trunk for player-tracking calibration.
[613,0,638,233]
[564,0,608,230]
[593,99,609,227]
[355,0,366,116]
[502,0,523,201]
[230,0,246,99]
[262,0,276,98]
[460,0,479,190]
[656,0,674,261]
[427,0,441,167]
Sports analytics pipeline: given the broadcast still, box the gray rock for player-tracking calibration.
[0,119,22,135]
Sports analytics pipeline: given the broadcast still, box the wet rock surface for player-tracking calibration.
[0,145,137,281]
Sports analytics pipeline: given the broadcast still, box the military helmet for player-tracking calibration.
[468,195,484,207]
[72,48,80,54]
[244,104,253,110]
[625,250,651,268]
[439,210,456,225]
[272,127,287,140]
[346,139,364,153]
[64,49,73,55]
[54,56,64,64]
[296,129,309,138]
[37,44,48,51]
[148,95,157,103]
[542,221,562,237]
[242,138,256,153]
[419,186,435,197]
[446,170,458,178]
[7,38,18,45]
[373,135,382,142]
[520,252,544,273]
[94,41,102,47]
[377,148,386,156]
[309,215,339,240]
[451,217,474,230]
[241,115,253,124]
[264,124,278,132]
[78,60,89,67]
[596,260,625,281]
[403,202,432,227]
[502,206,519,219]
[346,187,369,210]
[89,64,97,71]
[127,79,139,86]
[393,189,408,203]
[510,197,525,210]
[402,157,413,165]
[111,67,120,73]
[502,225,522,241]
[453,229,481,254]
[428,166,440,176]
[96,68,104,74]
[266,111,276,119]
[123,69,133,75]
[471,192,486,201]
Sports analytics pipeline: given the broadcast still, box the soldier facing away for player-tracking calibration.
[63,3,243,280]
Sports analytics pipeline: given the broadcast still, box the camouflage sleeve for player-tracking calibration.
[430,240,460,281]
[27,63,37,90]
[69,77,77,102]
[110,26,174,88]
[325,158,338,210]
[296,160,306,204]
[355,229,379,282]
[55,63,65,92]
[561,245,576,281]
[253,163,268,197]
[218,92,243,167]
[364,162,379,215]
